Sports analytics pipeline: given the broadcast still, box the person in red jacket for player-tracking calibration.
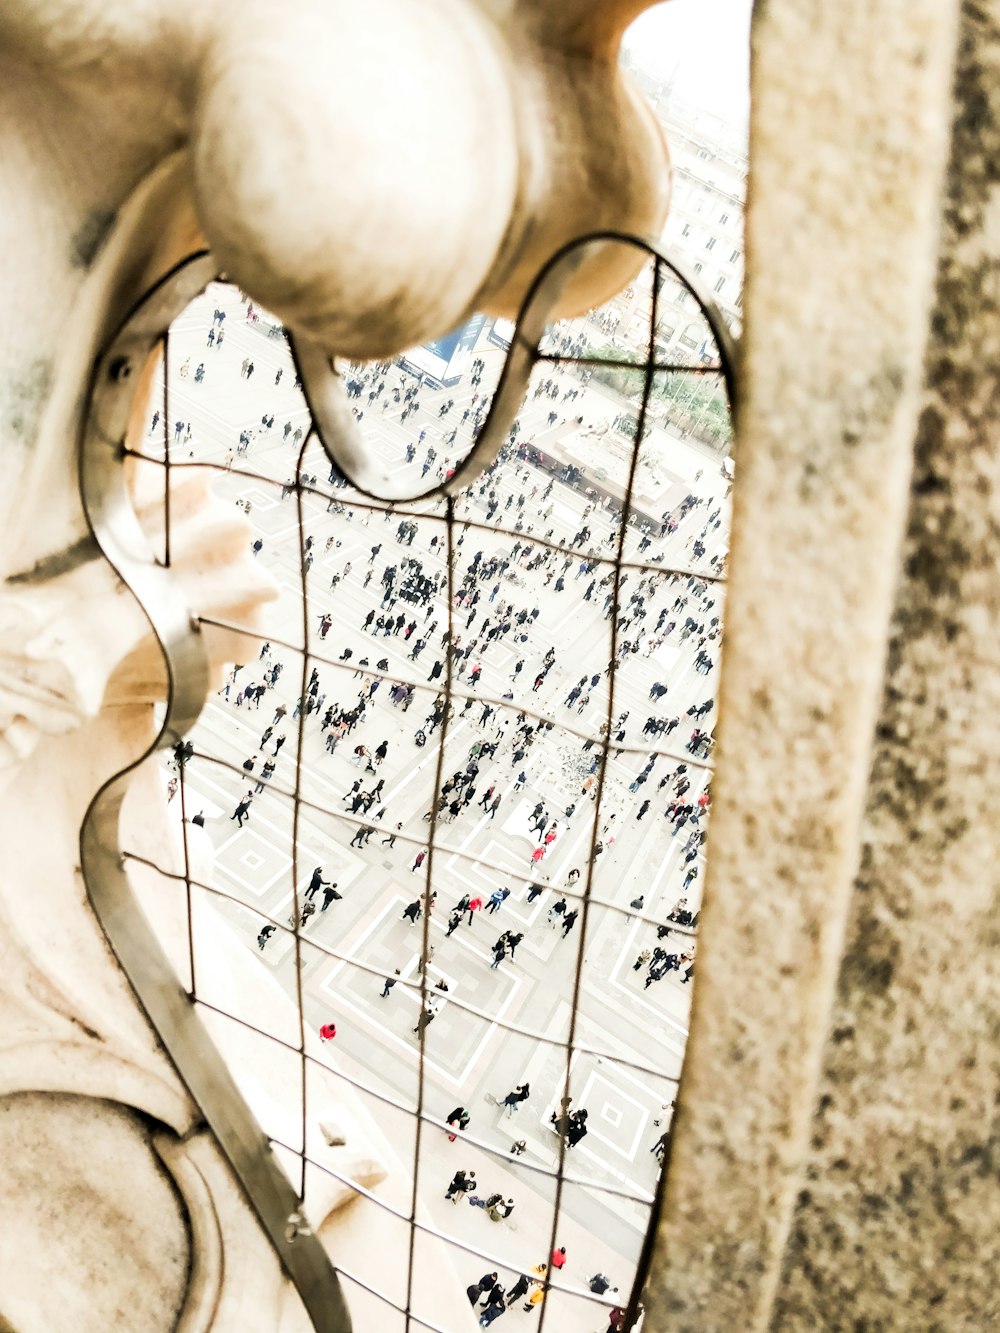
[319,1022,337,1041]
[551,1246,566,1271]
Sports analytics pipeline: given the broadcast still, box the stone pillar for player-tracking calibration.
[772,3,1000,1323]
[644,1,964,1328]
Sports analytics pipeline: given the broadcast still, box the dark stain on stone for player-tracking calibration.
[866,955,894,994]
[750,685,772,715]
[838,364,907,450]
[895,1169,915,1206]
[912,467,949,496]
[71,208,118,270]
[7,532,100,584]
[840,913,900,998]
[798,456,820,501]
[831,1025,855,1044]
[958,1139,998,1177]
[70,1014,101,1042]
[3,357,53,445]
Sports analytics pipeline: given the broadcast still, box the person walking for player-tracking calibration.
[381,969,401,998]
[566,1110,588,1148]
[320,883,342,911]
[651,1128,672,1161]
[257,924,276,950]
[479,1298,506,1328]
[469,1273,498,1307]
[382,821,402,847]
[522,1276,546,1313]
[505,1273,530,1307]
[445,1168,475,1202]
[446,1107,470,1142]
[589,1274,616,1296]
[561,909,579,937]
[230,794,252,827]
[413,1004,437,1037]
[319,1022,337,1041]
[411,849,427,872]
[500,1083,529,1117]
[479,1275,505,1307]
[305,865,330,900]
[402,898,423,924]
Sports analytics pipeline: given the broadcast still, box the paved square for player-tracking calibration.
[159,275,730,1329]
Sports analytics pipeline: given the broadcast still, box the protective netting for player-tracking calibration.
[104,237,733,1333]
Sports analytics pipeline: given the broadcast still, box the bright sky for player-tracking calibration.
[622,0,752,131]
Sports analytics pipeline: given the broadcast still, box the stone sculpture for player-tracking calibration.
[0,0,671,1327]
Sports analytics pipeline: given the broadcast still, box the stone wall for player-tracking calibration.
[645,1,1000,1329]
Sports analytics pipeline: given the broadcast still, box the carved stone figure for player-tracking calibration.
[0,0,670,1327]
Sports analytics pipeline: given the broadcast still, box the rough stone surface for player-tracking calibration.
[772,4,1000,1327]
[0,1092,190,1331]
[644,2,962,1329]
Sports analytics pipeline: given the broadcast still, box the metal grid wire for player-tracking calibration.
[80,235,734,1333]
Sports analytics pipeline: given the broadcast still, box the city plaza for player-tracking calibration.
[153,276,730,1331]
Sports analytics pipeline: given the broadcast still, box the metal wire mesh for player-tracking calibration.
[81,235,734,1332]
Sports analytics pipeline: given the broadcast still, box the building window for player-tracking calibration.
[730,249,741,265]
[714,277,726,293]
[705,237,716,251]
[681,223,691,237]
[694,261,703,274]
[720,213,729,225]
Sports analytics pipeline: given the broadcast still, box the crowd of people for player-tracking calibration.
[168,282,730,1331]
[463,1251,634,1330]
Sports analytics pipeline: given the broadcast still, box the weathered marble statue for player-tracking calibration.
[0,0,670,1328]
